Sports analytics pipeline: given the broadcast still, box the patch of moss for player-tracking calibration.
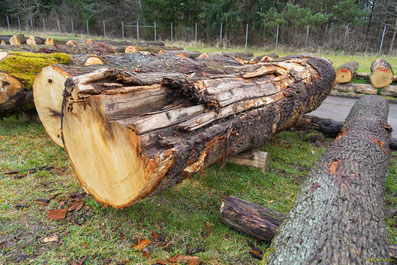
[0,51,70,88]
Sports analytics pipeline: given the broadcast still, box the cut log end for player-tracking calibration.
[84,56,105,66]
[125,46,138,53]
[33,66,69,147]
[0,72,24,112]
[45,38,56,46]
[370,68,394,88]
[63,99,175,208]
[66,40,77,46]
[335,68,353,84]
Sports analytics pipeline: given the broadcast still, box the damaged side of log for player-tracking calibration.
[60,56,335,208]
[266,95,391,264]
[0,51,70,115]
[335,61,359,83]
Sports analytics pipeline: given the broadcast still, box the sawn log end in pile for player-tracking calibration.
[59,55,335,208]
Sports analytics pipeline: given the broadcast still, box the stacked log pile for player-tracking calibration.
[334,59,397,97]
[57,55,334,208]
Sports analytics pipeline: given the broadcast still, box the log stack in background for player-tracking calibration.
[58,55,335,208]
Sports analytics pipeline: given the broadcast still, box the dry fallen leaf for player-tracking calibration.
[132,239,152,252]
[67,200,84,212]
[249,249,263,260]
[47,209,67,221]
[43,235,58,243]
[166,254,202,265]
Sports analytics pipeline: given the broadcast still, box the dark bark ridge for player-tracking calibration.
[266,95,391,264]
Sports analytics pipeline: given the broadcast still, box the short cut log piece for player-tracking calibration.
[60,55,335,208]
[370,59,394,88]
[265,95,391,265]
[335,61,359,83]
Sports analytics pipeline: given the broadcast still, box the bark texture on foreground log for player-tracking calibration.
[60,56,335,208]
[335,61,359,83]
[370,59,394,89]
[220,196,284,242]
[0,51,70,115]
[266,95,391,264]
[34,52,228,146]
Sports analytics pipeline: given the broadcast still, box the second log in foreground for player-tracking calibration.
[61,56,335,208]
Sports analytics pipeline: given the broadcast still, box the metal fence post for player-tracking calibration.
[137,20,140,40]
[379,25,387,54]
[86,20,89,35]
[57,18,61,32]
[17,17,21,31]
[171,22,173,41]
[42,18,46,31]
[30,18,33,31]
[276,24,279,47]
[220,23,223,47]
[154,21,157,41]
[305,25,310,47]
[71,18,74,34]
[245,23,249,48]
[6,16,10,31]
[121,21,124,40]
[195,23,198,42]
[103,20,106,37]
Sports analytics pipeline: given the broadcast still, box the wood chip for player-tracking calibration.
[43,235,58,243]
[132,239,152,251]
[47,209,67,221]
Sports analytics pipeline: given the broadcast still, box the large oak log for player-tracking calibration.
[265,95,391,264]
[59,56,335,208]
[370,59,394,88]
[335,61,359,83]
[34,52,226,146]
[0,51,70,116]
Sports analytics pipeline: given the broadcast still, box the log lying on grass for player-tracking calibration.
[34,52,222,146]
[0,51,70,116]
[265,95,391,264]
[0,43,116,55]
[220,196,397,260]
[370,59,394,88]
[59,56,335,208]
[335,61,359,83]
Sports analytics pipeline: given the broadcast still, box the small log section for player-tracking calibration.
[228,150,268,171]
[0,51,70,115]
[265,95,391,264]
[370,59,394,88]
[220,196,284,241]
[220,196,397,261]
[335,61,359,83]
[60,56,335,208]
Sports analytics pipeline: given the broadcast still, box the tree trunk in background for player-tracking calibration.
[60,56,335,208]
[265,95,391,264]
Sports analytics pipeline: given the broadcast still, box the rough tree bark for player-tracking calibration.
[370,59,394,88]
[335,61,359,83]
[59,55,335,208]
[265,95,391,264]
[0,51,70,116]
[0,43,116,55]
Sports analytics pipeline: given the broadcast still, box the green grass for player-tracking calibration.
[0,117,396,264]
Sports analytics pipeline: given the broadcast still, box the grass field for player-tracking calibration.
[0,32,396,264]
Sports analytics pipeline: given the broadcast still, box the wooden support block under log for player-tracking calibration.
[265,95,391,264]
[335,61,359,83]
[0,51,70,116]
[370,59,394,88]
[220,196,397,260]
[227,150,268,171]
[9,34,26,45]
[59,55,335,208]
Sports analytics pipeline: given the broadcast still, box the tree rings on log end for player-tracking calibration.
[84,56,105,66]
[125,46,138,53]
[62,99,175,208]
[335,68,353,84]
[0,72,24,112]
[370,68,394,88]
[33,66,70,147]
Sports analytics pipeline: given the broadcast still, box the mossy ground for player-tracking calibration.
[0,117,395,265]
[0,52,70,88]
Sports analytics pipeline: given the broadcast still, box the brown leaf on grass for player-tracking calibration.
[47,209,67,221]
[249,249,263,260]
[132,239,152,251]
[43,235,58,243]
[166,254,202,265]
[67,200,84,212]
